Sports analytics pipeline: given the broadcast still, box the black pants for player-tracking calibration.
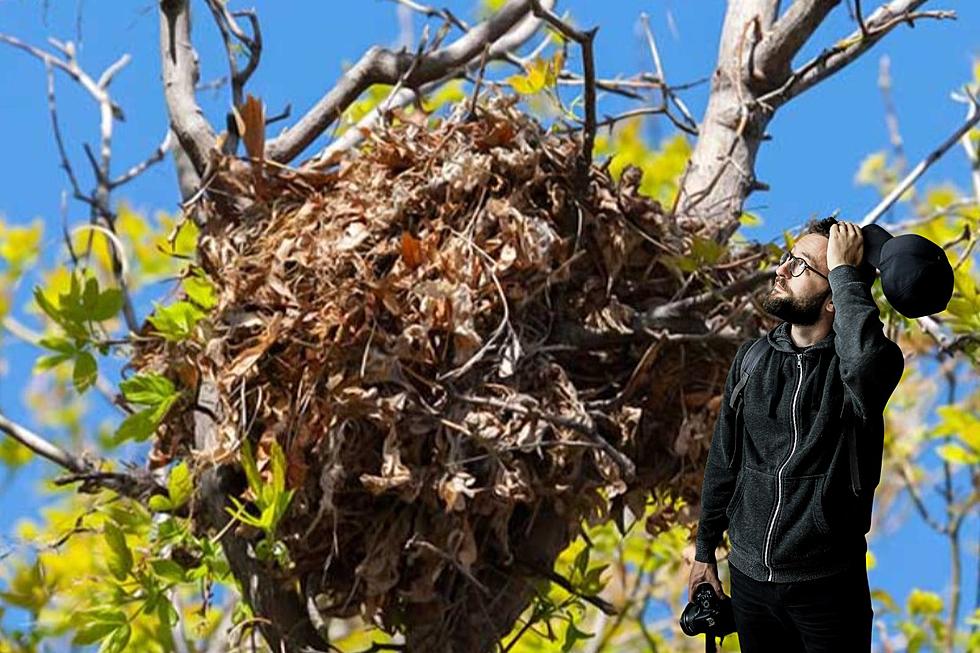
[729,562,872,652]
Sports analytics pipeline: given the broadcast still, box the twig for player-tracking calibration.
[898,462,946,533]
[1,32,142,332]
[517,562,617,616]
[454,393,636,479]
[639,268,773,327]
[110,132,173,188]
[877,55,906,172]
[861,95,980,226]
[639,12,698,135]
[957,91,980,205]
[529,0,597,168]
[854,0,869,38]
[385,0,470,34]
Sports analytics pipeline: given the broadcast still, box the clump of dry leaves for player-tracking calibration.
[131,97,766,646]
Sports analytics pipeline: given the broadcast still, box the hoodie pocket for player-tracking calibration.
[725,473,746,520]
[727,466,775,558]
[770,474,833,566]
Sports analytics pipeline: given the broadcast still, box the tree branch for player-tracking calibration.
[314,0,555,163]
[268,0,551,164]
[0,411,91,475]
[861,94,979,226]
[639,269,773,328]
[754,0,842,86]
[159,0,217,176]
[0,411,159,499]
[759,1,955,108]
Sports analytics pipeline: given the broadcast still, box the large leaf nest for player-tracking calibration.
[131,97,766,647]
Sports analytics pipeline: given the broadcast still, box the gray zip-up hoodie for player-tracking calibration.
[695,265,905,582]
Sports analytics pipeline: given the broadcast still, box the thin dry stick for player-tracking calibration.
[877,55,907,172]
[861,96,980,226]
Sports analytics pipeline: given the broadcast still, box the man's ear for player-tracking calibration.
[826,297,835,314]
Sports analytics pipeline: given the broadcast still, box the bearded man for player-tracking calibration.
[687,218,904,651]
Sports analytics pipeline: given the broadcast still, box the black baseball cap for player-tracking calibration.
[861,224,954,318]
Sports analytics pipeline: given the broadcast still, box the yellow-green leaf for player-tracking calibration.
[167,461,192,509]
[103,522,132,581]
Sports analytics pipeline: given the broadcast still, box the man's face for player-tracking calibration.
[763,233,832,326]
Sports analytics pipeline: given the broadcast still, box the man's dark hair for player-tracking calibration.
[806,216,839,238]
[803,215,877,285]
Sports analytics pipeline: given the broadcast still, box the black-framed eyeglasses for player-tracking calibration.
[778,251,828,280]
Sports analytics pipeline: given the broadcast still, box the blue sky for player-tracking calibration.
[0,0,978,646]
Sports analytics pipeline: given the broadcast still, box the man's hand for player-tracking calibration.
[826,221,864,271]
[688,560,726,603]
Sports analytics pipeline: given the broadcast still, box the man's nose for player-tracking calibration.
[775,259,791,278]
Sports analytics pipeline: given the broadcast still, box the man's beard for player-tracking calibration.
[762,283,830,326]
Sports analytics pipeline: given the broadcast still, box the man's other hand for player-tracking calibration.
[827,221,864,271]
[688,560,726,602]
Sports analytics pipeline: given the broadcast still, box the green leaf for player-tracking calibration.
[183,272,217,310]
[148,494,173,512]
[691,236,726,266]
[91,288,124,321]
[115,408,159,443]
[120,373,177,407]
[167,461,193,509]
[104,523,133,581]
[561,621,594,653]
[573,545,590,577]
[99,622,132,653]
[33,286,62,323]
[72,609,128,645]
[73,351,98,394]
[38,335,76,354]
[582,564,609,594]
[147,300,206,342]
[150,558,188,585]
[34,352,73,372]
[240,440,262,498]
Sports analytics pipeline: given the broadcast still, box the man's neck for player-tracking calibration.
[789,321,833,349]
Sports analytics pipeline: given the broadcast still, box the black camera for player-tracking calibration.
[680,582,736,639]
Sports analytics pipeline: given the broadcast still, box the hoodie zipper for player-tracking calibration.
[762,353,804,581]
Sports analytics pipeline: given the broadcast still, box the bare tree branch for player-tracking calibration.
[959,92,980,205]
[0,411,160,499]
[861,94,979,226]
[268,0,552,164]
[1,32,146,333]
[760,1,955,108]
[110,132,173,189]
[877,55,907,172]
[0,412,90,475]
[160,0,218,176]
[314,0,556,163]
[754,0,842,85]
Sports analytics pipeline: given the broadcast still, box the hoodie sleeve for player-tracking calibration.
[694,340,752,564]
[829,265,905,418]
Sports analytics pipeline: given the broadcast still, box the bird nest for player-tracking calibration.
[131,97,766,647]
